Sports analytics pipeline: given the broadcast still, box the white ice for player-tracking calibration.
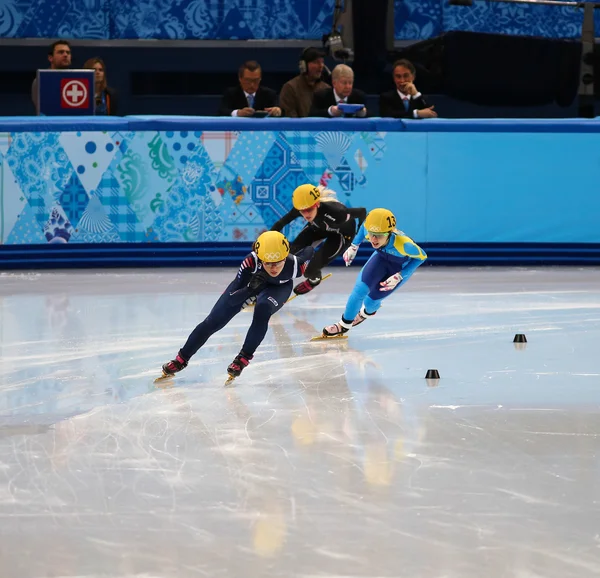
[0,267,599,578]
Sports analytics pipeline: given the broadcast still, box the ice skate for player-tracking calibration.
[155,352,188,382]
[224,351,253,385]
[311,319,351,342]
[352,305,376,327]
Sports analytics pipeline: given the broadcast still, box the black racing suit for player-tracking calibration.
[271,201,367,280]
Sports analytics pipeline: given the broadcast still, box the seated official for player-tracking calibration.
[309,64,367,118]
[279,47,330,118]
[31,39,72,112]
[84,57,118,115]
[379,59,437,119]
[218,60,282,117]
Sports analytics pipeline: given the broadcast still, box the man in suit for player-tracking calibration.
[218,60,282,117]
[309,64,367,118]
[379,59,437,119]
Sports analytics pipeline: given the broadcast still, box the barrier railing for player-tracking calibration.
[1,116,599,268]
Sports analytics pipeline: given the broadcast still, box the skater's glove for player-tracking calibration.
[241,296,257,310]
[248,270,269,292]
[380,272,402,292]
[343,244,359,267]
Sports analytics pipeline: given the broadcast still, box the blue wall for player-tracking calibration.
[1,0,599,40]
[1,117,600,268]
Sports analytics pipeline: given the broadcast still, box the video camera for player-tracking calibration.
[321,0,354,62]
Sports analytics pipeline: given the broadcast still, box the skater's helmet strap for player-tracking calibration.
[254,231,290,263]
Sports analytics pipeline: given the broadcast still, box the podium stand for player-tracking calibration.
[36,69,96,116]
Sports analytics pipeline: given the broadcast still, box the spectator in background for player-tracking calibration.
[31,39,72,112]
[379,59,437,119]
[279,47,330,118]
[218,61,281,117]
[309,64,367,118]
[84,57,119,116]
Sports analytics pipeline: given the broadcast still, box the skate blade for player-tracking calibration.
[310,334,348,342]
[224,374,237,386]
[154,373,173,383]
[286,273,332,304]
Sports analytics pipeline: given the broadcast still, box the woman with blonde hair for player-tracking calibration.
[83,57,118,115]
[270,183,366,296]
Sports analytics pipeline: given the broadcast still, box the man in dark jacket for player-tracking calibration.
[379,59,437,119]
[31,40,72,113]
[218,61,282,117]
[279,47,330,118]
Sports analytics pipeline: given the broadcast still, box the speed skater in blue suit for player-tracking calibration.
[160,231,313,381]
[321,208,427,338]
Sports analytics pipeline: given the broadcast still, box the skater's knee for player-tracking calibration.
[303,263,322,279]
[364,296,382,313]
[351,280,370,299]
[254,298,278,318]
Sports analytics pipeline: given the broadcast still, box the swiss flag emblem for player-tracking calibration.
[60,78,90,109]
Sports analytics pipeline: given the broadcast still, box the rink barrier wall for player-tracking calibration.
[2,116,600,269]
[4,117,600,133]
[2,243,600,269]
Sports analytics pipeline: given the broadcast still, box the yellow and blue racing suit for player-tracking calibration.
[342,224,427,322]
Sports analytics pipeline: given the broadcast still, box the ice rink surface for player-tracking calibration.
[0,266,599,578]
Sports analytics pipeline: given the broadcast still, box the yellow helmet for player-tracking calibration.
[254,231,290,263]
[365,208,396,234]
[292,184,321,210]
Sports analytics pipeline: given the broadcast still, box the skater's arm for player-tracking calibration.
[347,207,367,231]
[351,223,367,245]
[320,203,358,228]
[387,234,428,286]
[271,208,301,232]
[232,253,258,288]
[229,260,268,304]
[293,246,315,277]
[397,257,425,285]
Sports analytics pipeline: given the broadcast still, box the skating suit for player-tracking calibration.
[343,224,427,321]
[271,202,366,280]
[180,247,313,360]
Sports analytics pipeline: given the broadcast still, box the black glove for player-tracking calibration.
[248,270,269,292]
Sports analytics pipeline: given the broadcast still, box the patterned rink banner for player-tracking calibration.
[0,123,383,246]
[1,116,600,267]
[0,0,598,40]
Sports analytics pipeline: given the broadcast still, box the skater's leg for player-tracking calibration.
[322,253,387,337]
[290,226,326,254]
[242,282,292,355]
[180,290,240,360]
[163,282,242,375]
[304,233,350,279]
[294,233,352,295]
[353,258,421,325]
[228,282,293,377]
[342,253,386,321]
[362,255,424,313]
